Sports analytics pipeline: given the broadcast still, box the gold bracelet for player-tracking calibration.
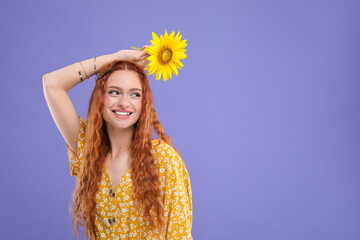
[79,61,89,79]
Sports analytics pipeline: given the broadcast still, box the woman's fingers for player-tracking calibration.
[142,44,153,49]
[140,49,150,58]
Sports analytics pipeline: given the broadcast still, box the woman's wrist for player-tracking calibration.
[113,50,129,61]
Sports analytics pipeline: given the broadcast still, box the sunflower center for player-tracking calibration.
[159,47,173,64]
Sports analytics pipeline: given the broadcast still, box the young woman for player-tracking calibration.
[42,47,193,240]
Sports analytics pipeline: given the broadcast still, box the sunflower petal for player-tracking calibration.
[169,62,178,76]
[160,33,164,44]
[148,60,157,67]
[174,48,186,53]
[168,67,173,80]
[150,39,160,49]
[174,41,187,49]
[148,65,157,75]
[168,65,174,80]
[173,52,187,60]
[172,59,184,68]
[148,61,157,70]
[175,31,180,41]
[156,65,162,80]
[147,55,157,61]
[145,46,158,55]
[163,65,168,81]
[152,32,160,42]
[167,39,178,49]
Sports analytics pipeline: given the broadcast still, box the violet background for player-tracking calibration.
[0,0,359,239]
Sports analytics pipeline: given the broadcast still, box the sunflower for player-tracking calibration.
[144,30,187,81]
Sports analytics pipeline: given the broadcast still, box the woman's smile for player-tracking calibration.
[112,110,133,119]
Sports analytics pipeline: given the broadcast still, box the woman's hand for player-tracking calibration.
[116,45,151,69]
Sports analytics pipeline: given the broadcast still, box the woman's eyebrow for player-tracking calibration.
[108,86,142,92]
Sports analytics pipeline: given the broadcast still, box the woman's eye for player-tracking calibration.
[108,91,140,97]
[109,91,119,95]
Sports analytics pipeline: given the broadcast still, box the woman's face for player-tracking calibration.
[102,70,143,131]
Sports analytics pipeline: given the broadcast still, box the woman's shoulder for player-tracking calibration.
[151,138,186,173]
[151,138,178,159]
[79,115,87,123]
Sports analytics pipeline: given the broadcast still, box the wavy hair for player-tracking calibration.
[70,60,178,240]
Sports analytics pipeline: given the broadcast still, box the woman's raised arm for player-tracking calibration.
[42,52,120,155]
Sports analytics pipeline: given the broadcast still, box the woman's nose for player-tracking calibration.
[118,96,130,108]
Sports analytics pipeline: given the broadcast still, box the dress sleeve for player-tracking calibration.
[163,149,193,239]
[66,115,87,177]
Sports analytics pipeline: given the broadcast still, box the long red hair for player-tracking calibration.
[70,60,178,240]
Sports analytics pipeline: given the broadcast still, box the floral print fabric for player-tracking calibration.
[66,116,193,239]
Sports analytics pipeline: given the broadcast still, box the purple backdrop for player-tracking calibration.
[1,0,359,239]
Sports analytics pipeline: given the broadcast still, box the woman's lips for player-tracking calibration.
[113,111,132,119]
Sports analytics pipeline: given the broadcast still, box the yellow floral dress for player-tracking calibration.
[66,116,193,240]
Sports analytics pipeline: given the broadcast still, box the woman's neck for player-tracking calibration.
[106,124,134,160]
